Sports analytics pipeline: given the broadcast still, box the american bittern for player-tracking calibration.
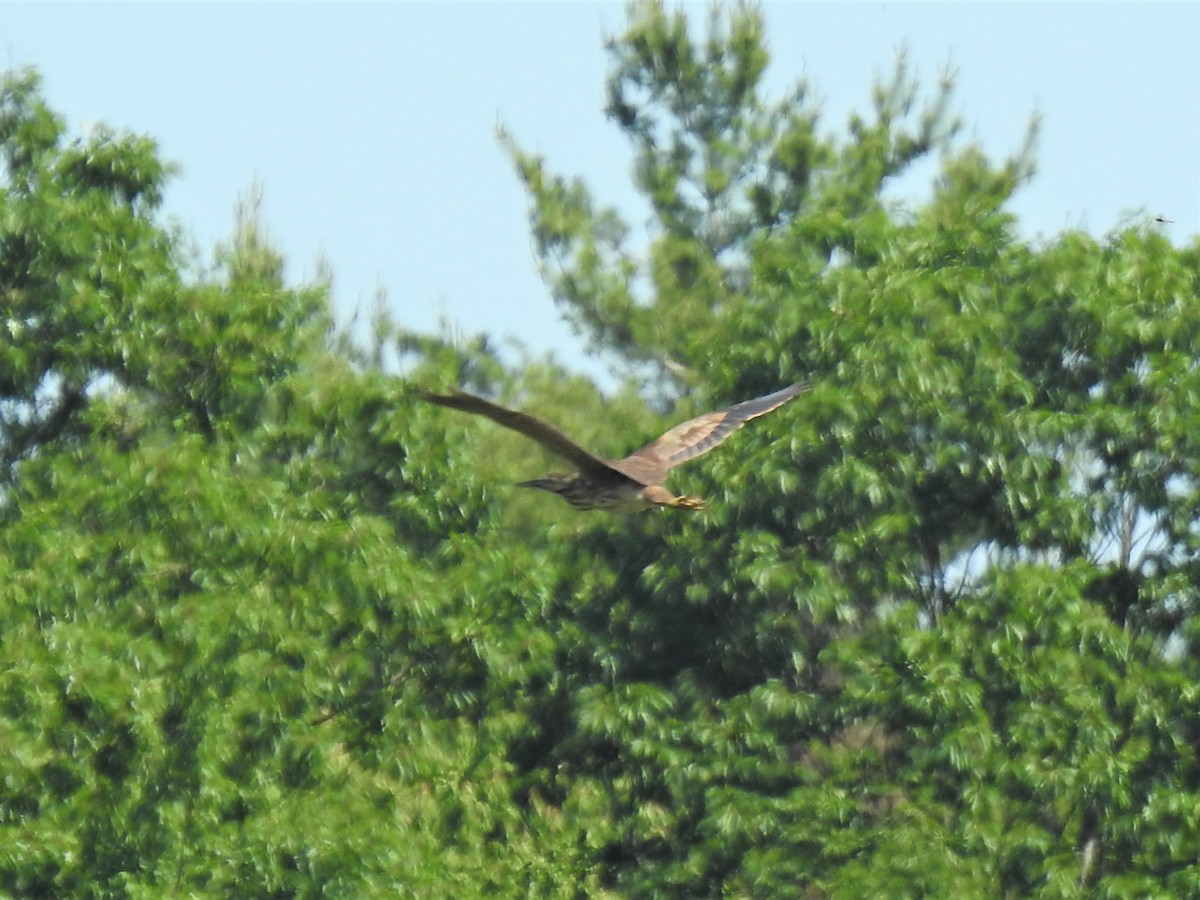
[420,383,807,511]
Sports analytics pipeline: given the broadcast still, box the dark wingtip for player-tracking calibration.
[417,386,473,408]
[783,382,810,398]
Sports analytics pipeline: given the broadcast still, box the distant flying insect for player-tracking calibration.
[420,383,808,512]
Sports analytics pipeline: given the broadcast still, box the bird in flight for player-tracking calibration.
[420,383,807,511]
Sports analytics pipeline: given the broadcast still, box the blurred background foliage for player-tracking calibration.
[2,3,1198,896]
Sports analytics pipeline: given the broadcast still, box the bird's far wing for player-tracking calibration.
[623,383,809,470]
[419,389,613,474]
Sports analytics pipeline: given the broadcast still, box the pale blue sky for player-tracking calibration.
[5,3,1198,381]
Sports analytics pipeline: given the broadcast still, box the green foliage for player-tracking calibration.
[500,1,964,386]
[3,3,1200,897]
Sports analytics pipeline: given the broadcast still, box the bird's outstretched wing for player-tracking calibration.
[419,389,613,474]
[622,383,808,474]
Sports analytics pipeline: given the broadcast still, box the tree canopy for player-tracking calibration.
[2,3,1199,896]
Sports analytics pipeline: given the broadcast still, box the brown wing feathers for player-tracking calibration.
[421,382,807,483]
[626,383,808,469]
[418,389,611,474]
